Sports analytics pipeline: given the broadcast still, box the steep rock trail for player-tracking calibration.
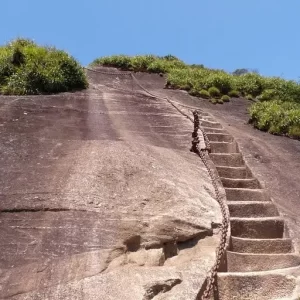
[196,111,300,299]
[1,66,299,299]
[119,70,300,299]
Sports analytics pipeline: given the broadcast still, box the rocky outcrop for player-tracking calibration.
[0,79,222,299]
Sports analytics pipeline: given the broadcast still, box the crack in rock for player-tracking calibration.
[0,207,81,213]
[143,278,182,300]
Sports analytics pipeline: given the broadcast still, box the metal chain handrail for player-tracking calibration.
[87,66,229,299]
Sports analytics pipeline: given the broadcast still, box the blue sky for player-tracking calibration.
[0,0,299,79]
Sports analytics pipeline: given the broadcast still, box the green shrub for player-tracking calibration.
[189,64,205,69]
[249,100,300,138]
[147,60,168,73]
[261,77,300,103]
[232,73,263,96]
[162,54,181,61]
[217,98,224,104]
[93,55,132,70]
[257,89,279,101]
[221,95,230,102]
[205,72,232,94]
[199,89,210,99]
[246,94,254,101]
[208,86,221,98]
[210,98,218,105]
[228,90,240,98]
[0,38,87,95]
[92,54,186,74]
[131,55,156,72]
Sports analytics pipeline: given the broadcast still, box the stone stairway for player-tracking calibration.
[197,111,300,300]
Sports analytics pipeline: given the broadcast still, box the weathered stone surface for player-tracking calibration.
[0,71,222,299]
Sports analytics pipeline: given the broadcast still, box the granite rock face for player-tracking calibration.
[0,71,222,299]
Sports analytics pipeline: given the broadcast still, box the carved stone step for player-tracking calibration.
[221,178,261,189]
[200,120,222,128]
[210,153,244,167]
[217,269,299,300]
[230,237,293,254]
[209,142,239,153]
[228,201,279,218]
[226,252,300,272]
[216,166,249,179]
[225,188,270,202]
[206,133,234,143]
[231,217,285,239]
[201,126,226,133]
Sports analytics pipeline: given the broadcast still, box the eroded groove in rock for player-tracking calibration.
[143,278,183,300]
[1,207,73,213]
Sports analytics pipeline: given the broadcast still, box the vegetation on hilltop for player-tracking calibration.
[250,100,300,138]
[91,55,300,138]
[0,38,88,95]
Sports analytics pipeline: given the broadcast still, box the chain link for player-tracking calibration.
[89,66,229,299]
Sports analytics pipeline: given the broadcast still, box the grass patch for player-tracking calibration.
[221,95,230,102]
[228,90,240,98]
[92,54,186,74]
[0,38,88,95]
[249,100,300,138]
[208,86,221,98]
[199,89,210,99]
[91,54,300,138]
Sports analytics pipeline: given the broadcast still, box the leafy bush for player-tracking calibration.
[163,54,181,61]
[92,55,186,74]
[208,86,221,98]
[0,38,87,95]
[199,89,210,99]
[249,100,300,138]
[261,77,300,103]
[92,55,132,70]
[205,72,232,94]
[210,98,218,105]
[228,90,240,98]
[221,95,230,102]
[232,73,263,96]
[217,98,224,104]
[257,89,279,101]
